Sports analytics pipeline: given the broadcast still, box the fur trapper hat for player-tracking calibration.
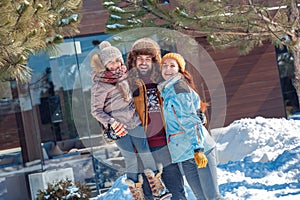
[90,41,124,72]
[161,53,186,72]
[127,38,161,69]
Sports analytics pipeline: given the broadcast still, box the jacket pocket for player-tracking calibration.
[168,132,193,162]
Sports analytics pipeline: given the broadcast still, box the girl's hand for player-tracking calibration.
[194,151,208,168]
[111,120,127,137]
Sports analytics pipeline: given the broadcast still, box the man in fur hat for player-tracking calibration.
[127,38,187,200]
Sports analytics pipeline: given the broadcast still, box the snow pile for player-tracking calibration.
[213,116,300,164]
[94,117,300,200]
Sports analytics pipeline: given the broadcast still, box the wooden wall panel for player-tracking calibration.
[202,43,285,128]
[0,114,20,150]
[78,0,109,35]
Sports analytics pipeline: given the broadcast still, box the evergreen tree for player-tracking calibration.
[0,0,82,83]
[103,0,300,109]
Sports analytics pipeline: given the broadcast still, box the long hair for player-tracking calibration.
[181,70,209,112]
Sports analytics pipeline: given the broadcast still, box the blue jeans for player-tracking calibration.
[182,148,224,200]
[115,125,156,182]
[140,146,187,200]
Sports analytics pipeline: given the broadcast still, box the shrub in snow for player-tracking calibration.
[35,178,91,200]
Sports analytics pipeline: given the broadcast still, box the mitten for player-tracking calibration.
[111,120,127,137]
[194,150,208,168]
[103,124,120,144]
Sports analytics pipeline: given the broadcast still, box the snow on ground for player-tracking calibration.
[93,116,300,200]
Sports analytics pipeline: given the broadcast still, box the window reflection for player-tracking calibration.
[0,34,126,198]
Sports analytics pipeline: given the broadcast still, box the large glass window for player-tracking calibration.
[0,33,125,199]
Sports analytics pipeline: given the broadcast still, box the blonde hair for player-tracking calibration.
[90,54,104,72]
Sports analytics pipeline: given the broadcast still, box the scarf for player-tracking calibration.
[99,68,128,84]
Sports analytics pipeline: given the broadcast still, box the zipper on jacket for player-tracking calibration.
[171,105,185,131]
[141,80,147,129]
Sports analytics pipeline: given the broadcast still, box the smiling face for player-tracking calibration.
[136,55,153,75]
[105,58,123,74]
[161,58,180,80]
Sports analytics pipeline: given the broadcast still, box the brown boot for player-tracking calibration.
[125,175,145,200]
[144,163,172,199]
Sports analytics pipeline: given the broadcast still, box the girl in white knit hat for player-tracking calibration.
[90,41,171,200]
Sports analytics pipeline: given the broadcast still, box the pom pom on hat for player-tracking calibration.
[99,41,111,50]
[90,41,124,71]
[161,53,186,72]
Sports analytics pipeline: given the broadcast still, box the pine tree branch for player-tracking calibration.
[184,28,273,37]
[0,0,82,83]
[243,0,297,45]
[141,1,175,28]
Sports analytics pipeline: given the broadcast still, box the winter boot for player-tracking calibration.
[125,175,146,200]
[144,163,172,200]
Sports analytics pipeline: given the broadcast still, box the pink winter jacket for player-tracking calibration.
[90,71,141,129]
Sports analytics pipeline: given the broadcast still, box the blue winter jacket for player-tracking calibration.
[158,74,216,163]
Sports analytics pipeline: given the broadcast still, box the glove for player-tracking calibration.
[196,109,207,125]
[102,124,120,144]
[194,150,208,168]
[111,120,127,137]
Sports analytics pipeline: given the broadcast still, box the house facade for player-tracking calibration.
[0,1,294,199]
